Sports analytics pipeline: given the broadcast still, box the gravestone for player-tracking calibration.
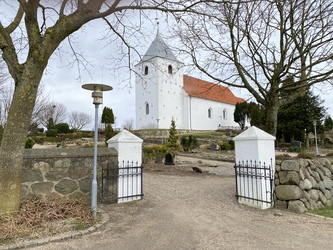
[164,153,175,165]
[155,155,163,164]
[291,141,302,148]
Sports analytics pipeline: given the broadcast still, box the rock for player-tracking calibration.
[31,182,54,197]
[303,179,312,190]
[273,210,283,216]
[309,168,321,183]
[323,176,333,190]
[316,168,325,181]
[308,190,319,202]
[309,199,318,210]
[274,200,287,208]
[278,171,300,185]
[281,160,299,171]
[22,169,43,183]
[319,191,328,205]
[324,190,332,200]
[299,166,310,180]
[303,190,311,201]
[275,185,303,200]
[318,181,326,194]
[317,201,324,209]
[192,166,203,173]
[318,164,331,177]
[288,200,307,213]
[55,179,78,195]
[308,176,319,189]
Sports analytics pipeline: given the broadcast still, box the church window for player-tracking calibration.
[168,65,173,74]
[145,102,149,115]
[223,109,227,119]
[144,66,149,75]
[208,108,213,118]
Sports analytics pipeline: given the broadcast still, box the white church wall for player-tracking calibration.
[135,60,159,129]
[135,57,184,130]
[188,97,240,130]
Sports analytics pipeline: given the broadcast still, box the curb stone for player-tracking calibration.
[0,212,109,250]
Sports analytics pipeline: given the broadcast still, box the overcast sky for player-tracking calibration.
[2,6,333,130]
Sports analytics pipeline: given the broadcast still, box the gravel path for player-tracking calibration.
[33,160,333,250]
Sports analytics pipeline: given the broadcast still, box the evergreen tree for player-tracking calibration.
[101,107,115,142]
[234,102,248,130]
[167,118,179,150]
[101,107,114,124]
[324,116,333,131]
[277,89,326,143]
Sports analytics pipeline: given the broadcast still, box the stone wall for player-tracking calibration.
[275,157,333,213]
[22,147,118,201]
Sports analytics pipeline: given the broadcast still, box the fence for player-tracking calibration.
[101,161,143,204]
[235,160,274,209]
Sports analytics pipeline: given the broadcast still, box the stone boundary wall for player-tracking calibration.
[22,148,118,201]
[275,157,333,213]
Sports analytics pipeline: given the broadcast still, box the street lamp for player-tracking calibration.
[313,120,319,156]
[82,83,112,217]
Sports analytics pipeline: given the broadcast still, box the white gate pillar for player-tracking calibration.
[233,126,276,209]
[107,129,143,203]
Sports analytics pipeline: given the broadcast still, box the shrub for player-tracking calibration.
[55,123,71,133]
[220,143,231,150]
[180,135,199,152]
[25,138,35,148]
[45,129,58,137]
[143,145,168,163]
[219,140,234,150]
[288,147,303,153]
[297,152,315,159]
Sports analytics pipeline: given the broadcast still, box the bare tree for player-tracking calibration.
[38,101,68,128]
[68,111,92,131]
[122,118,135,131]
[0,0,208,213]
[173,0,333,136]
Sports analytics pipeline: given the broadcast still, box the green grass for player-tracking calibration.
[177,131,226,138]
[308,206,333,218]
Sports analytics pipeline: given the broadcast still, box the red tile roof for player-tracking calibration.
[183,75,245,105]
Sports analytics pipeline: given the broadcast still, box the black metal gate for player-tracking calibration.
[101,161,143,204]
[235,160,274,207]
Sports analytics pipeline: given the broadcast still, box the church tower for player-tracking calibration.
[135,26,184,130]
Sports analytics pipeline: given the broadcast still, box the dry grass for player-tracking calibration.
[0,196,96,246]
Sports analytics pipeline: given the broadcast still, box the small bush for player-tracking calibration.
[180,135,199,152]
[220,143,231,150]
[143,145,168,163]
[297,152,315,159]
[46,129,58,137]
[25,138,35,148]
[219,141,234,150]
[288,147,303,153]
[326,152,333,157]
[55,123,71,133]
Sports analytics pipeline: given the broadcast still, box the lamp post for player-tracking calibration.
[313,120,319,156]
[82,83,112,217]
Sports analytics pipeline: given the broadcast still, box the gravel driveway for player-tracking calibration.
[34,158,333,250]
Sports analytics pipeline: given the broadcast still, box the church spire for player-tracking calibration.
[142,21,181,62]
[155,18,160,36]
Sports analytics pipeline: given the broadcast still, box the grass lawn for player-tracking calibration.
[308,206,333,218]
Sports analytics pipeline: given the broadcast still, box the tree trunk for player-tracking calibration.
[265,98,279,137]
[0,63,42,214]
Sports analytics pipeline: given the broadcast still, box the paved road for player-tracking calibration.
[34,169,333,250]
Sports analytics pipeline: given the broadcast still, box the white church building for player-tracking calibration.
[135,31,245,130]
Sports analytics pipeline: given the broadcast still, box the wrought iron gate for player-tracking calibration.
[235,160,274,207]
[101,161,143,204]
